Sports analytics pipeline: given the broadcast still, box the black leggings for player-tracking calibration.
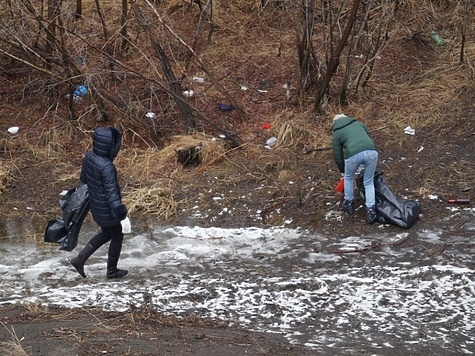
[88,224,124,259]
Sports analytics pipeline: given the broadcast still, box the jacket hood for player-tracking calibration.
[92,127,121,160]
[332,116,356,131]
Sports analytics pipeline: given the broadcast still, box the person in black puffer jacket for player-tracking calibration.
[70,127,129,279]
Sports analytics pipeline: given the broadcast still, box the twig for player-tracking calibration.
[304,146,332,154]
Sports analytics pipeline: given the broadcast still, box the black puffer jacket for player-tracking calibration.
[80,127,127,228]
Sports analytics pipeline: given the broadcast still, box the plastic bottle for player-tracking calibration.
[430,31,443,46]
[447,199,470,204]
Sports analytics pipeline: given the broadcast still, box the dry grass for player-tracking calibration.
[0,159,17,197]
[119,133,228,218]
[23,302,48,316]
[123,183,178,220]
[271,110,331,150]
[0,322,29,356]
[0,0,473,222]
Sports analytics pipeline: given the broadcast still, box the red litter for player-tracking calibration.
[335,178,344,193]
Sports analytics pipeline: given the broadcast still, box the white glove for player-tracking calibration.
[121,216,132,234]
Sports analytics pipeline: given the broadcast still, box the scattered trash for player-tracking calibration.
[7,126,19,134]
[257,89,268,93]
[418,146,424,153]
[240,85,249,91]
[428,194,438,200]
[265,136,277,148]
[192,76,205,83]
[217,103,233,111]
[74,85,88,98]
[430,31,443,46]
[447,199,470,204]
[404,126,415,135]
[261,123,272,130]
[335,178,344,193]
[219,134,226,139]
[183,90,194,98]
[145,112,156,119]
[74,55,87,66]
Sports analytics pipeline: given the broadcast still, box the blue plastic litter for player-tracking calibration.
[74,85,88,97]
[217,103,233,111]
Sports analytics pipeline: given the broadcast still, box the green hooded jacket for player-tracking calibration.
[332,116,377,173]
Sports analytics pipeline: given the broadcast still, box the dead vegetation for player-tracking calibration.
[0,1,473,225]
[0,322,29,356]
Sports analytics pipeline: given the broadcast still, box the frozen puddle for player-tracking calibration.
[0,222,474,354]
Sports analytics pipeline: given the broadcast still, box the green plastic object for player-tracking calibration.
[430,31,443,46]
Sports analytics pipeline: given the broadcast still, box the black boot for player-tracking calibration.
[366,205,378,224]
[70,243,96,278]
[107,256,128,279]
[340,199,355,215]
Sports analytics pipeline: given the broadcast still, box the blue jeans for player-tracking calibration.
[344,150,378,207]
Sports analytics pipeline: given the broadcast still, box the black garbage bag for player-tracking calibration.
[44,184,90,251]
[44,219,67,243]
[357,171,421,228]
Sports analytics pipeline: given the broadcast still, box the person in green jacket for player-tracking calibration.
[332,114,378,223]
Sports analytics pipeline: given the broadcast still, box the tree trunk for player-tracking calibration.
[75,0,82,19]
[121,0,129,51]
[154,41,196,131]
[314,0,361,112]
[297,0,317,93]
[132,3,196,132]
[46,0,60,72]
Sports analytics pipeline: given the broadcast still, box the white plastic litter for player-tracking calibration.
[266,137,277,148]
[183,90,194,97]
[121,216,132,234]
[404,126,415,135]
[7,126,19,134]
[146,112,156,119]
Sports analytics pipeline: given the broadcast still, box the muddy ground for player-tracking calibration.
[1,2,475,354]
[0,304,314,355]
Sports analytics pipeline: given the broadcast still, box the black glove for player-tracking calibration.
[112,204,128,221]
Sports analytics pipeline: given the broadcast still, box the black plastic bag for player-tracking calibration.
[357,171,421,228]
[44,184,90,251]
[44,219,67,243]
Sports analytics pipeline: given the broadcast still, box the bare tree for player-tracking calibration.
[295,0,318,95]
[120,0,129,51]
[131,2,196,132]
[314,0,361,111]
[75,0,82,19]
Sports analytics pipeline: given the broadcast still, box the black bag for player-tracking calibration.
[44,184,90,251]
[357,171,421,228]
[44,219,67,243]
